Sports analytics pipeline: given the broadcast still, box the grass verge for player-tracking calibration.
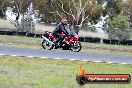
[0,56,132,88]
[0,35,132,56]
[81,42,132,56]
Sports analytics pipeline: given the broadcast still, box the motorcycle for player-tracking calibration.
[42,31,82,52]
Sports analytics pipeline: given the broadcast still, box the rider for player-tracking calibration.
[53,18,69,46]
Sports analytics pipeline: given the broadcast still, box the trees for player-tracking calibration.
[0,0,131,38]
[108,15,131,40]
[1,0,33,31]
[34,0,103,34]
[103,0,132,40]
[103,0,122,19]
[0,0,5,18]
[33,0,58,23]
[120,0,132,25]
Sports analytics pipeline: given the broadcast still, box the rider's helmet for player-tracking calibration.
[61,18,68,25]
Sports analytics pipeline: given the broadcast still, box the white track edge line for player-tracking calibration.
[69,59,76,61]
[40,57,47,58]
[94,61,101,62]
[121,63,127,65]
[54,58,61,60]
[0,54,130,65]
[27,56,34,58]
[0,54,3,56]
[108,62,113,64]
[82,60,89,62]
[11,55,17,57]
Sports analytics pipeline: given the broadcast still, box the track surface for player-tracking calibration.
[0,46,132,64]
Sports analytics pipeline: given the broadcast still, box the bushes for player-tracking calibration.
[108,15,131,40]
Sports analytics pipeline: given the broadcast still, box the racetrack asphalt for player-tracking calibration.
[0,46,132,64]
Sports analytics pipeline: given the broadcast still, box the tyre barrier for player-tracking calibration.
[125,40,132,45]
[79,37,85,42]
[103,39,119,44]
[85,37,101,43]
[25,33,42,38]
[93,37,101,43]
[0,30,42,38]
[18,32,26,36]
[85,37,93,43]
[0,30,6,35]
[119,40,126,45]
[11,31,17,35]
[5,31,13,35]
[103,39,111,44]
[119,40,132,45]
[110,39,119,45]
[0,30,132,45]
[35,34,42,38]
[103,39,132,45]
[0,30,18,35]
[26,33,35,37]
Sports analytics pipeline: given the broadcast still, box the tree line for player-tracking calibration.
[0,0,132,40]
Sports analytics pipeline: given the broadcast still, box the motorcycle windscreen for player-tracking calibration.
[64,25,78,36]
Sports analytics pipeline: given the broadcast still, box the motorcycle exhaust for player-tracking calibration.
[42,35,54,44]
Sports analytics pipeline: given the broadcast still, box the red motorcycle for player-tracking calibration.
[42,31,82,52]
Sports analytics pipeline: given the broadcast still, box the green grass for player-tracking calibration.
[81,42,132,56]
[0,35,43,49]
[0,35,132,56]
[0,56,131,88]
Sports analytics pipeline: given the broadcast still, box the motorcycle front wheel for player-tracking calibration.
[42,40,54,50]
[70,42,82,52]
